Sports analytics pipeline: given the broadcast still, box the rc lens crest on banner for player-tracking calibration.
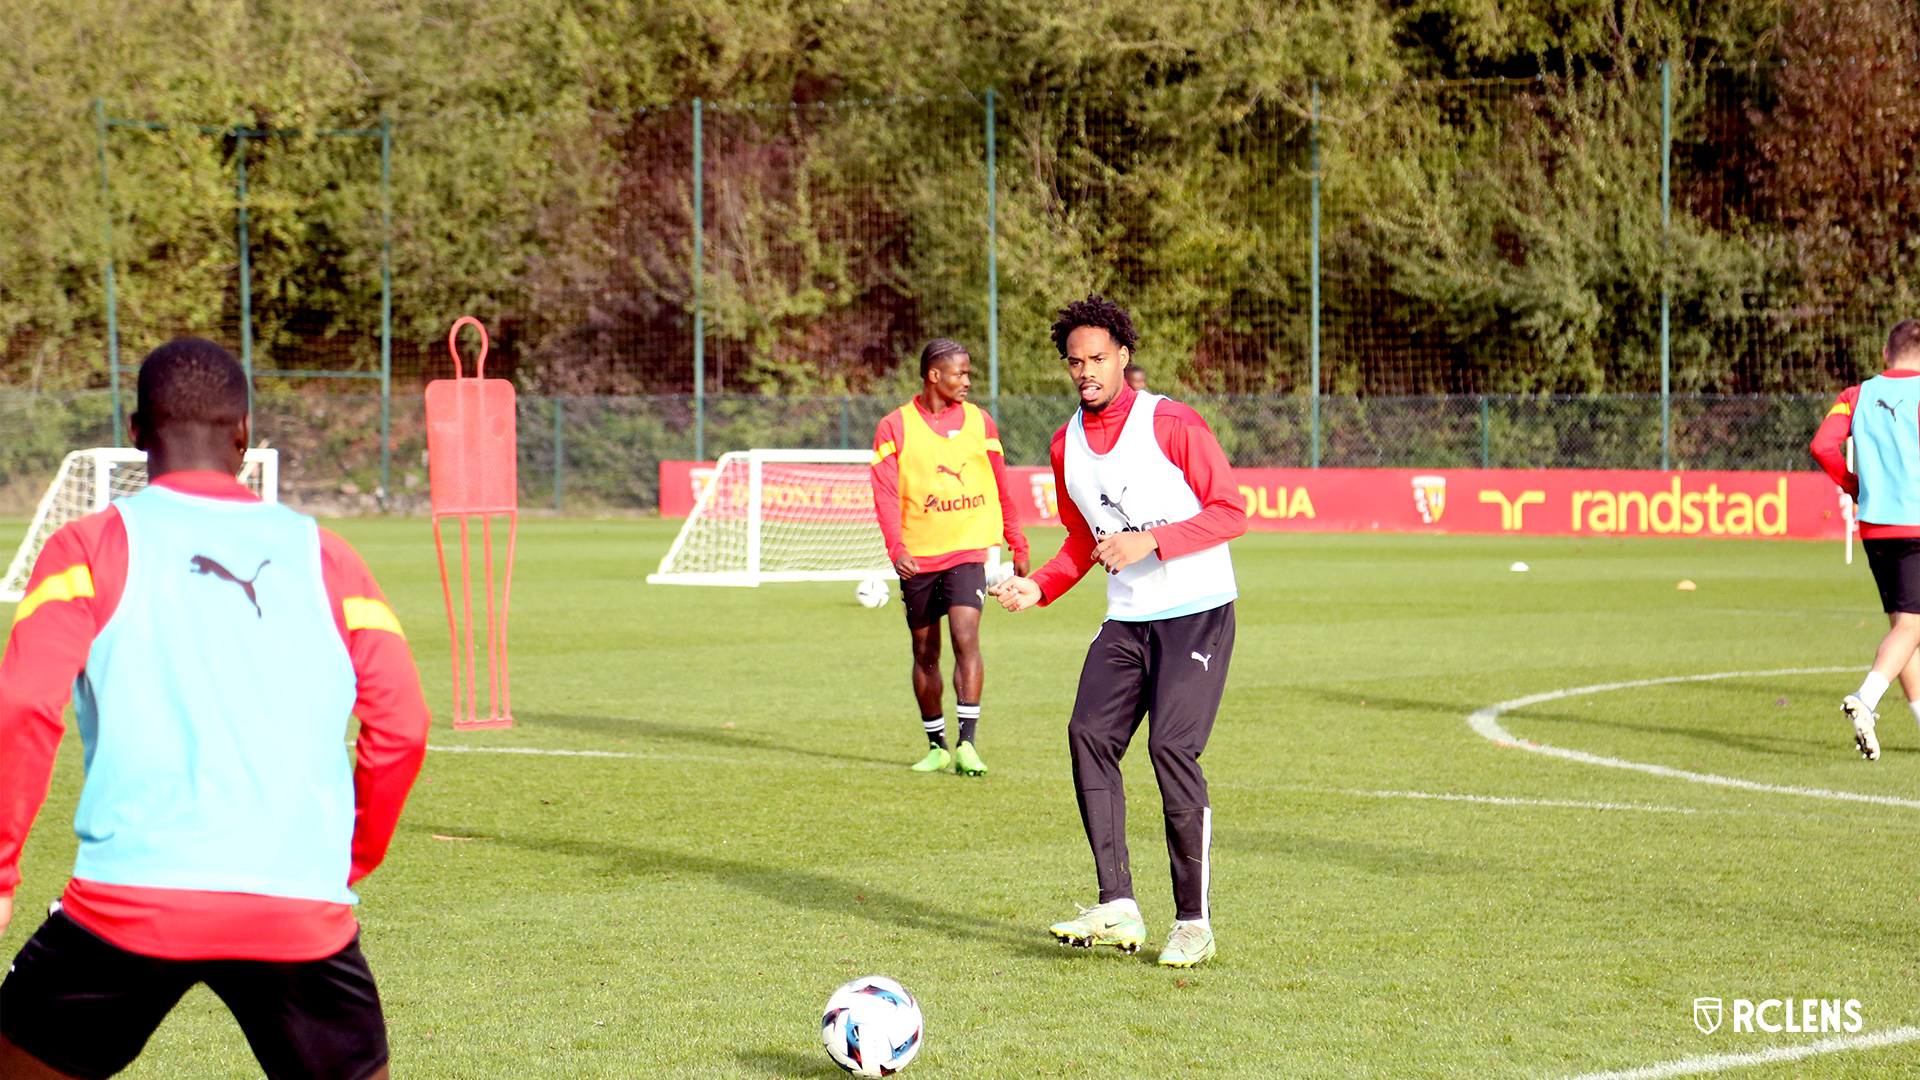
[1412,475,1447,524]
[1694,998,1722,1034]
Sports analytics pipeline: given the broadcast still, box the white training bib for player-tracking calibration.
[1064,393,1237,621]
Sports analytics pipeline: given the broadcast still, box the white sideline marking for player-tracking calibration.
[429,744,640,758]
[1551,1025,1920,1080]
[1468,666,1920,811]
[1345,789,1702,814]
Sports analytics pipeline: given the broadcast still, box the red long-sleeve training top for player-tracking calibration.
[1030,386,1249,604]
[0,472,430,961]
[870,397,1030,572]
[1810,369,1920,539]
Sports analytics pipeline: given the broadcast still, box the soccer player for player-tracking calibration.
[1813,318,1920,760]
[990,296,1246,968]
[1124,362,1147,392]
[0,339,429,1080]
[870,338,1030,775]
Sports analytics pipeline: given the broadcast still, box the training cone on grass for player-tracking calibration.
[1510,561,1530,572]
[427,316,518,730]
[1677,579,1697,590]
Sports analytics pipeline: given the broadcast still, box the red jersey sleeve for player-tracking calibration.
[319,531,430,884]
[1030,425,1101,604]
[980,412,1029,562]
[1811,386,1859,498]
[0,511,128,898]
[1146,402,1249,558]
[870,410,907,564]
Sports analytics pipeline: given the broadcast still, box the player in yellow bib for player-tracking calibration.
[870,339,1029,774]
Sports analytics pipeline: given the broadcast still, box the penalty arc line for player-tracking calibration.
[1465,666,1920,811]
[1550,1026,1920,1080]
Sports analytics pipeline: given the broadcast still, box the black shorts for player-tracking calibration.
[899,562,986,629]
[1866,538,1920,614]
[0,910,389,1080]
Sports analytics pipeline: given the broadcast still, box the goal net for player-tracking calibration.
[2,448,279,603]
[648,449,890,586]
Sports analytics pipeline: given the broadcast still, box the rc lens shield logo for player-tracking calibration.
[1412,475,1446,524]
[1694,997,1863,1035]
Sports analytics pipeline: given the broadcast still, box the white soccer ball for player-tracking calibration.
[821,975,923,1077]
[856,577,892,609]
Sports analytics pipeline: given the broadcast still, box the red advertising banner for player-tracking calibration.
[660,461,1847,540]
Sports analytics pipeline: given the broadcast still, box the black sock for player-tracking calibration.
[922,715,948,749]
[956,702,980,745]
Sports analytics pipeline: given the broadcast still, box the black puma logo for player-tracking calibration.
[1099,488,1134,529]
[190,556,270,618]
[1878,398,1900,418]
[935,463,967,484]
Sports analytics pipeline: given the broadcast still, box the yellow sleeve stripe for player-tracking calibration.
[342,597,405,638]
[871,440,898,465]
[14,565,94,625]
[984,437,1004,454]
[1829,401,1852,417]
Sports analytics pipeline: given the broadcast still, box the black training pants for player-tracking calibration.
[1067,602,1234,922]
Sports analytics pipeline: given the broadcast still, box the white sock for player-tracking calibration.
[1907,699,1920,727]
[1857,672,1891,711]
[1104,897,1140,919]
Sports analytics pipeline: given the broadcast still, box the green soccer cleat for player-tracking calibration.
[1157,920,1216,968]
[910,744,952,772]
[1048,901,1146,953]
[953,741,988,776]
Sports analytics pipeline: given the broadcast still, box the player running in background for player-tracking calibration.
[0,339,429,1080]
[870,339,1030,775]
[1813,319,1920,760]
[990,296,1246,968]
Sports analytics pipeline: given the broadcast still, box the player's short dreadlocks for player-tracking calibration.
[1050,294,1138,358]
[920,338,968,379]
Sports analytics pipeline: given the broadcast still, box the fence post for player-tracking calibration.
[379,115,393,506]
[1660,61,1672,471]
[1479,395,1490,468]
[693,98,706,461]
[95,99,123,443]
[986,89,1000,422]
[1309,82,1322,470]
[236,128,253,411]
[552,396,564,512]
[840,395,850,450]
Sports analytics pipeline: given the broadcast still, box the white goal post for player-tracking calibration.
[648,449,891,586]
[2,448,279,603]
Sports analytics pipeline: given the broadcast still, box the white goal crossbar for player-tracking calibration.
[2,448,279,603]
[648,449,890,586]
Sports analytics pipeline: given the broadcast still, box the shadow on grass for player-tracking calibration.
[513,711,900,767]
[477,830,1069,961]
[734,1047,844,1078]
[1225,829,1493,877]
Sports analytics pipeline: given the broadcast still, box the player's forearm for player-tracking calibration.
[870,456,908,560]
[0,661,74,896]
[987,453,1029,558]
[346,634,430,881]
[1151,501,1250,559]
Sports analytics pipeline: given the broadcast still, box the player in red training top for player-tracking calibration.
[1811,319,1920,760]
[0,339,429,1080]
[991,296,1247,968]
[871,339,1029,775]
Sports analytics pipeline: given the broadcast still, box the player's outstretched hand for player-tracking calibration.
[990,575,1041,612]
[0,894,12,939]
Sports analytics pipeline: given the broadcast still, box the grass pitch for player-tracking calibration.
[3,519,1917,1079]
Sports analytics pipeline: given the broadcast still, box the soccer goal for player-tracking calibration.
[1,448,280,603]
[648,449,890,586]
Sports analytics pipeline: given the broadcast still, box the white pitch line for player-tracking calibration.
[429,744,642,758]
[1551,1025,1920,1080]
[1344,789,1702,814]
[1466,666,1920,811]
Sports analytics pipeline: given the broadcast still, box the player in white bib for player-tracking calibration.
[991,295,1247,967]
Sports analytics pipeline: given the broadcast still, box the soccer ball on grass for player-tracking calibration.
[821,975,923,1076]
[855,576,892,608]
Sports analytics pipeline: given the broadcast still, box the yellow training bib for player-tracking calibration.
[895,401,1004,557]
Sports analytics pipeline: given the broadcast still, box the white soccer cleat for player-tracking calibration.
[1842,695,1880,761]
